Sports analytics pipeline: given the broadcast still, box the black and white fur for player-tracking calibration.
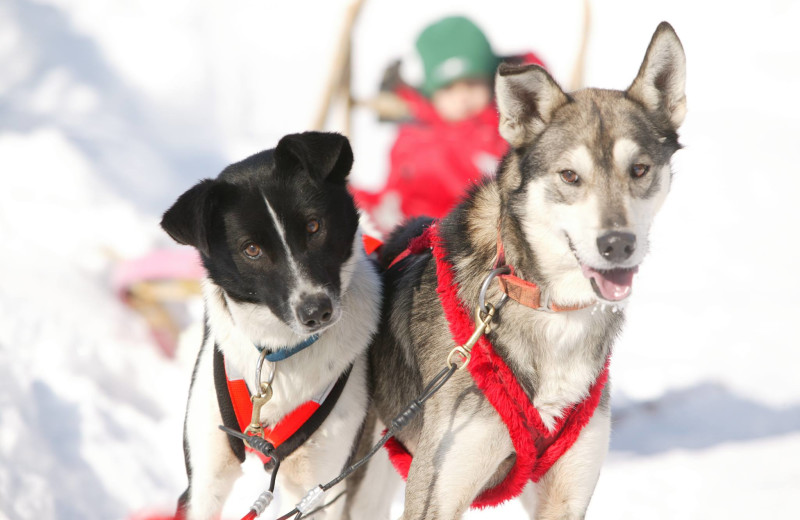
[368,23,686,519]
[161,132,381,520]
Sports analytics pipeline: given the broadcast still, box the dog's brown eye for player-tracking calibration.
[306,219,320,234]
[560,170,580,184]
[243,242,262,259]
[631,164,650,179]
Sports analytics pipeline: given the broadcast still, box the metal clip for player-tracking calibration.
[245,383,273,436]
[446,302,497,370]
[479,266,511,316]
[445,267,511,370]
[245,347,277,436]
[446,346,471,370]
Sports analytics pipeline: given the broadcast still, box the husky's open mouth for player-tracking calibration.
[581,265,639,302]
[565,234,640,302]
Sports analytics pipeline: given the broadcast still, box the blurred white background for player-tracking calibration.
[1,1,798,519]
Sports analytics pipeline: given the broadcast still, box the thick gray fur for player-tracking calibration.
[368,22,686,520]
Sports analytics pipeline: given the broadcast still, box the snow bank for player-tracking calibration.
[1,0,798,518]
[0,125,192,517]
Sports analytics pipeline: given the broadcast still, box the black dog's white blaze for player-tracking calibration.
[261,191,303,282]
[260,189,342,333]
[161,132,360,337]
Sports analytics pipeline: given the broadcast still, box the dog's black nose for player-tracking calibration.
[597,232,636,263]
[296,294,333,329]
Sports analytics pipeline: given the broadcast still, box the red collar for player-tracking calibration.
[386,225,595,313]
[384,226,609,508]
[493,235,595,312]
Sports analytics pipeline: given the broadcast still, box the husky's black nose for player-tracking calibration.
[597,232,637,263]
[296,294,334,330]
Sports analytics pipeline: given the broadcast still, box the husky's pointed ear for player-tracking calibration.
[495,63,570,148]
[627,22,687,131]
[274,131,354,185]
[161,179,219,256]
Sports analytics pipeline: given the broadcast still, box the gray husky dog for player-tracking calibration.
[367,22,686,519]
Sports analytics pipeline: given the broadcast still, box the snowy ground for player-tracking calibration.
[1,0,798,519]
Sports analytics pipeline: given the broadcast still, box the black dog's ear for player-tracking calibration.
[160,179,218,256]
[274,131,353,185]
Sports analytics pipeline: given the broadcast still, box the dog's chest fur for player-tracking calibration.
[490,304,618,429]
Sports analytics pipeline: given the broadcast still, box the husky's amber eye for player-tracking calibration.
[306,219,320,234]
[243,242,262,259]
[560,170,580,185]
[631,164,650,179]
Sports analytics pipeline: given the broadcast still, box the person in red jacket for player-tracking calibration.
[355,16,545,232]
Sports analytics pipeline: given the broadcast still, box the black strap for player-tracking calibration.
[272,364,352,463]
[213,344,353,469]
[213,344,246,463]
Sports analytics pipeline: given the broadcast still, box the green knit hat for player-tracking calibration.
[415,16,498,97]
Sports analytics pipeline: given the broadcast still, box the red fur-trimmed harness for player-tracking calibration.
[383,225,610,508]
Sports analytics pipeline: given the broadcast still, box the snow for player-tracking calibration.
[1,0,798,519]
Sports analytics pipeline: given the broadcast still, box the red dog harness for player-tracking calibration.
[383,226,609,508]
[213,347,351,467]
[225,363,342,465]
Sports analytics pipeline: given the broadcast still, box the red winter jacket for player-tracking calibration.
[354,52,545,232]
[353,89,505,231]
[391,87,507,218]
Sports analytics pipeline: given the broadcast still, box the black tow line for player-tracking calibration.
[219,266,508,519]
[221,362,458,520]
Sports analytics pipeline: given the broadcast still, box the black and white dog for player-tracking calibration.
[161,132,381,520]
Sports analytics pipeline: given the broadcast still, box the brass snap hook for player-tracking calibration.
[245,347,277,436]
[445,268,509,371]
[447,302,498,371]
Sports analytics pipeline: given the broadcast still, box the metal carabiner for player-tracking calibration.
[478,266,511,317]
[446,301,498,370]
[255,347,276,392]
[245,348,277,436]
[446,268,510,371]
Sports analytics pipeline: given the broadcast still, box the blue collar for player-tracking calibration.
[258,334,320,362]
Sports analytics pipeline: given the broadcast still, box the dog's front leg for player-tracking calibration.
[181,345,243,520]
[529,406,611,520]
[400,396,513,520]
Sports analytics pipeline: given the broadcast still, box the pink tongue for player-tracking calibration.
[581,265,638,301]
